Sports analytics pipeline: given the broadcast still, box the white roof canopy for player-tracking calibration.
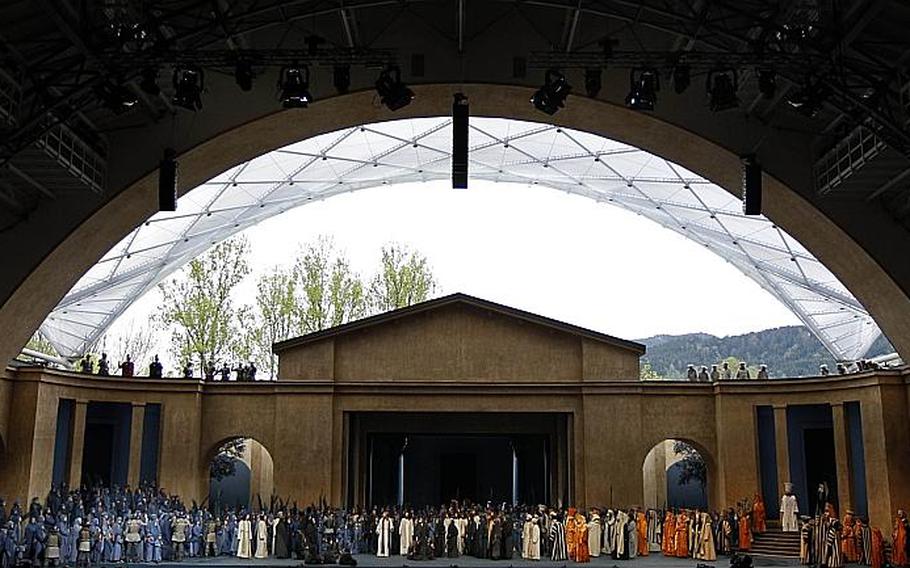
[40,117,882,362]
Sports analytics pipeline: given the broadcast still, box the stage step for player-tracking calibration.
[750,528,801,559]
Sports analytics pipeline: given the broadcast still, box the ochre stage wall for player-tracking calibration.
[2,367,909,532]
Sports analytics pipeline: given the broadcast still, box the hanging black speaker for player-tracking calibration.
[452,93,469,189]
[742,155,762,215]
[159,148,178,212]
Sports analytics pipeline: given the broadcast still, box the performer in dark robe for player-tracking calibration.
[433,517,445,558]
[465,517,476,557]
[273,513,290,558]
[446,519,459,558]
[502,512,514,559]
[489,516,503,560]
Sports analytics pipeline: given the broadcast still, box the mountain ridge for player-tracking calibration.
[637,325,893,379]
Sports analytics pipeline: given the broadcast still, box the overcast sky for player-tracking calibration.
[113,179,800,357]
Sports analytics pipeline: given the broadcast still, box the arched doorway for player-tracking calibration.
[642,439,710,511]
[208,437,274,511]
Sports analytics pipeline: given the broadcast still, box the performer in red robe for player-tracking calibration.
[752,494,767,534]
[739,511,752,551]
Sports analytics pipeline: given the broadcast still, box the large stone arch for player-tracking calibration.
[1,83,908,368]
[640,435,718,511]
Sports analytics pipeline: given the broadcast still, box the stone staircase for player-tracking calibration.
[750,522,801,558]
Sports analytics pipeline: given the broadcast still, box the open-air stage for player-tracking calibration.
[108,555,800,568]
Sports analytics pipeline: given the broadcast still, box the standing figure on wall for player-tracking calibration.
[781,483,800,532]
[752,494,767,534]
[236,514,252,559]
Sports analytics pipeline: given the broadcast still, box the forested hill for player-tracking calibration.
[638,326,894,379]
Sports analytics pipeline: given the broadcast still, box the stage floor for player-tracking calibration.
[109,554,800,568]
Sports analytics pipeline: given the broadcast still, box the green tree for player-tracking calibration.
[639,361,662,380]
[368,243,437,313]
[250,268,297,377]
[673,440,707,491]
[25,332,57,357]
[294,237,367,333]
[157,236,251,372]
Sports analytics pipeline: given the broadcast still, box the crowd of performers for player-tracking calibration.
[0,483,906,567]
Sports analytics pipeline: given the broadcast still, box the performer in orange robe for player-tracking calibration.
[636,511,649,556]
[675,512,689,558]
[872,527,884,568]
[566,507,577,560]
[738,511,752,551]
[575,513,590,563]
[662,511,676,556]
[842,511,858,563]
[894,511,909,567]
[752,494,767,534]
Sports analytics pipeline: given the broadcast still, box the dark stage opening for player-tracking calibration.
[804,427,838,514]
[82,423,114,486]
[347,412,567,508]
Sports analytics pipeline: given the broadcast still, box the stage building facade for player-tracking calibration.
[1,294,908,531]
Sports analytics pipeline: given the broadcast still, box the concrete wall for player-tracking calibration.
[1,367,909,532]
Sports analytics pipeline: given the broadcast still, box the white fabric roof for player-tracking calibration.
[40,117,882,362]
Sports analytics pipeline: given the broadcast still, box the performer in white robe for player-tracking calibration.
[529,515,541,560]
[455,516,467,554]
[376,512,393,557]
[254,516,269,558]
[399,513,414,556]
[588,511,602,557]
[522,515,534,559]
[781,482,800,532]
[236,516,252,559]
[602,510,614,556]
[695,513,717,561]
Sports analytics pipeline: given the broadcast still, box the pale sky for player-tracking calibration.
[111,179,800,361]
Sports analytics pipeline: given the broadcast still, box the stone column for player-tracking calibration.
[773,405,790,494]
[68,400,88,489]
[831,403,854,514]
[128,403,146,487]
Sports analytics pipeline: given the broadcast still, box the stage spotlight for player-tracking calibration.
[625,67,659,111]
[786,79,829,117]
[584,68,602,98]
[672,63,691,94]
[159,148,178,212]
[278,65,313,108]
[139,67,160,96]
[96,81,138,113]
[742,154,762,216]
[758,68,776,99]
[452,93,469,189]
[375,66,414,111]
[171,66,204,111]
[530,69,571,115]
[235,60,254,92]
[334,65,351,94]
[707,69,739,112]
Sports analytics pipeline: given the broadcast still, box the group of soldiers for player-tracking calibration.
[75,354,263,382]
[685,361,769,382]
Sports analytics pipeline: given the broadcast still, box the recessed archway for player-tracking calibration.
[642,439,710,511]
[1,84,908,368]
[207,436,274,511]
